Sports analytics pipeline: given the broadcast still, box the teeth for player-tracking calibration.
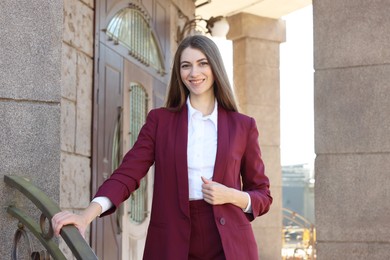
[191,79,203,84]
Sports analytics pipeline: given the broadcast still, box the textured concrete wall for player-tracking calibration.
[314,0,390,259]
[0,0,63,257]
[227,13,285,259]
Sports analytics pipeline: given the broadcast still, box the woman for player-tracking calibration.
[52,35,272,260]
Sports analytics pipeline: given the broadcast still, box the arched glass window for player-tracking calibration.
[106,4,165,75]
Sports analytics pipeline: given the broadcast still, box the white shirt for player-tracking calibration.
[187,98,218,199]
[93,98,251,213]
[186,98,251,212]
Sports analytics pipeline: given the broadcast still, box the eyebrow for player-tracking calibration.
[180,58,208,64]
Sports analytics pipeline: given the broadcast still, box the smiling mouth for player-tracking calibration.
[190,79,204,84]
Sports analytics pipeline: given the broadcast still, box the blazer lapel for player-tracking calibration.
[213,106,229,183]
[174,105,190,219]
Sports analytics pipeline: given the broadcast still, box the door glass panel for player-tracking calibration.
[127,83,148,223]
[112,108,122,172]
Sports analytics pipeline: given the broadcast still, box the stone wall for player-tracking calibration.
[59,0,94,258]
[0,0,63,257]
[314,1,390,259]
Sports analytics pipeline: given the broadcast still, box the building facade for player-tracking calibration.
[282,164,315,224]
[5,0,388,260]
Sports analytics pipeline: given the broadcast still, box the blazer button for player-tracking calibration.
[219,218,226,225]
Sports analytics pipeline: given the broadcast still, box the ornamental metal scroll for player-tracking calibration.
[12,222,51,259]
[12,222,33,259]
[4,175,98,260]
[11,214,57,260]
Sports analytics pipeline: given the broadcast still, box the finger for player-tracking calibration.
[202,188,211,197]
[52,212,65,236]
[203,195,217,205]
[52,211,75,237]
[201,176,211,184]
[200,176,210,184]
[52,218,64,237]
[203,194,212,204]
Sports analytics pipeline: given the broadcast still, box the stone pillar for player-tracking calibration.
[0,0,62,256]
[227,13,285,259]
[60,0,94,257]
[314,1,390,259]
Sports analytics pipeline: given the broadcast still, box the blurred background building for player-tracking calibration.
[282,164,315,224]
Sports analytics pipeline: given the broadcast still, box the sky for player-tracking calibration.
[280,6,314,166]
[213,5,315,167]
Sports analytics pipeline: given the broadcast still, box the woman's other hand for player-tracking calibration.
[201,176,249,210]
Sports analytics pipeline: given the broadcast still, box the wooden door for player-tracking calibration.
[91,43,123,259]
[92,0,170,259]
[120,60,153,260]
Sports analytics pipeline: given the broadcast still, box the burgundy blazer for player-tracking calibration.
[95,105,272,260]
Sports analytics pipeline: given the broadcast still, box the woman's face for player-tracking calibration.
[180,47,214,99]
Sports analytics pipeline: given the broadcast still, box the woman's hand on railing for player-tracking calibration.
[52,211,88,238]
[51,202,102,239]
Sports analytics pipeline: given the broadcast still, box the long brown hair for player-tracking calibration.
[165,35,238,112]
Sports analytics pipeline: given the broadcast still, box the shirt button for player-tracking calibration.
[219,218,226,225]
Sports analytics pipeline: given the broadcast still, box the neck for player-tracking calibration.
[189,94,215,116]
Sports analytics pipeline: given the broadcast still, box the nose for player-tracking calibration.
[189,65,200,77]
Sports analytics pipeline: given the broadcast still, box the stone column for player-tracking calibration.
[60,0,94,257]
[0,0,62,256]
[227,13,285,259]
[314,1,390,259]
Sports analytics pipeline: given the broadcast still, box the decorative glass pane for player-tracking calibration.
[112,111,122,172]
[106,6,165,75]
[128,83,148,224]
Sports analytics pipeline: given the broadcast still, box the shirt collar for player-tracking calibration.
[186,97,218,130]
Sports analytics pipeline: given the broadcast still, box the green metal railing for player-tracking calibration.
[4,175,98,260]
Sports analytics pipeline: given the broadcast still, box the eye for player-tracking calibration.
[199,61,209,67]
[181,63,190,69]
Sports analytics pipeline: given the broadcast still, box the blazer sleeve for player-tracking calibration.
[241,118,273,221]
[94,109,158,216]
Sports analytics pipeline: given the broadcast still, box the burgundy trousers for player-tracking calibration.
[188,200,226,260]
